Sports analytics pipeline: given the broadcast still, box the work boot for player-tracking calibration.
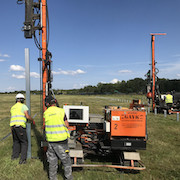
[19,159,26,164]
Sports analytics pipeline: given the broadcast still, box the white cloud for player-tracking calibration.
[52,71,60,75]
[12,74,25,79]
[110,78,120,84]
[6,86,15,91]
[0,53,10,58]
[0,59,6,62]
[73,83,88,89]
[76,69,85,74]
[119,70,132,73]
[10,65,25,71]
[52,68,86,75]
[30,72,40,78]
[12,71,40,79]
[99,79,120,84]
[3,54,10,58]
[177,74,180,77]
[100,81,107,84]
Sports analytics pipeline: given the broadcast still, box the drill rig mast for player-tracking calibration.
[146,33,166,111]
[18,0,53,123]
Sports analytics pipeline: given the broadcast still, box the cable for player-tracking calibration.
[155,68,159,75]
[32,1,42,50]
[31,0,50,52]
[34,15,42,49]
[0,132,11,142]
[38,28,43,124]
[34,32,42,50]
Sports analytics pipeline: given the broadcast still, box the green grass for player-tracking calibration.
[0,94,180,180]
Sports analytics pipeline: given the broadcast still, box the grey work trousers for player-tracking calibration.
[46,142,73,180]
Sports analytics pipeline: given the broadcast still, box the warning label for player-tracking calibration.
[111,110,146,137]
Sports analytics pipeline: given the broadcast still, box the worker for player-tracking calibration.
[165,92,173,111]
[10,93,35,164]
[44,96,73,180]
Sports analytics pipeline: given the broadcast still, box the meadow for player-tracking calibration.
[0,94,179,180]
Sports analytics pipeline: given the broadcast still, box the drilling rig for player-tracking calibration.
[146,33,166,112]
[18,0,147,171]
[146,33,180,113]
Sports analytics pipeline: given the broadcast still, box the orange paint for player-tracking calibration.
[110,110,146,137]
[151,35,155,110]
[42,0,47,127]
[68,125,76,131]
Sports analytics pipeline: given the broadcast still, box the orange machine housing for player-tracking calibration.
[110,109,146,137]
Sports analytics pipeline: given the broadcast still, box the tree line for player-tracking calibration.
[1,78,180,95]
[58,78,180,95]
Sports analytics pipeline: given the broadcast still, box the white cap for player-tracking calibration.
[16,93,25,99]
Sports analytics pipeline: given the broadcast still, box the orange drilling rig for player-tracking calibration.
[18,0,147,171]
[146,33,180,113]
[146,33,166,112]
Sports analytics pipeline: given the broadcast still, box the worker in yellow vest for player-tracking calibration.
[10,93,35,164]
[44,96,72,180]
[165,92,173,111]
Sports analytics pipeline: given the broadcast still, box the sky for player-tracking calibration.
[0,0,180,92]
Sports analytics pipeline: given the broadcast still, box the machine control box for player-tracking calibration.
[63,105,89,124]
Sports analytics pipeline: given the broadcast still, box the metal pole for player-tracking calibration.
[164,110,167,118]
[25,48,31,159]
[177,112,179,122]
[154,108,157,115]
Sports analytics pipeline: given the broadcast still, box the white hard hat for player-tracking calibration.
[16,93,25,99]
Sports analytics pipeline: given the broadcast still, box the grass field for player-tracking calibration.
[0,94,180,180]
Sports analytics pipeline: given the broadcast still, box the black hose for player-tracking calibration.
[0,132,11,142]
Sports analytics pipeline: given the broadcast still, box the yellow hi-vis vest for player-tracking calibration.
[10,103,27,128]
[44,106,70,142]
[165,94,173,104]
